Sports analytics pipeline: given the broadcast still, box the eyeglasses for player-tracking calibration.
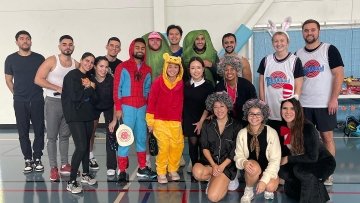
[248,112,263,118]
[134,71,142,81]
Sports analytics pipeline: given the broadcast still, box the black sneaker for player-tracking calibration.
[89,158,99,170]
[23,159,33,173]
[137,166,157,179]
[117,172,128,183]
[34,159,44,172]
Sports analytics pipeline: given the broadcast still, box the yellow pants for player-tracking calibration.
[153,120,184,175]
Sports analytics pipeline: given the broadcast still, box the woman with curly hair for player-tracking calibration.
[234,99,281,202]
[216,55,256,126]
[192,92,242,202]
[279,98,336,202]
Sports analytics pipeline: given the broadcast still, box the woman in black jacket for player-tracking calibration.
[192,92,242,202]
[89,56,118,175]
[279,98,336,202]
[62,52,98,194]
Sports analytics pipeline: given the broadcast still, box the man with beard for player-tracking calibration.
[113,38,157,182]
[34,35,78,181]
[142,31,171,80]
[167,25,183,57]
[296,19,344,186]
[105,37,122,75]
[221,33,252,82]
[182,30,219,85]
[5,30,45,173]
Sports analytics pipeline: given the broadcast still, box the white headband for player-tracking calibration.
[268,16,292,39]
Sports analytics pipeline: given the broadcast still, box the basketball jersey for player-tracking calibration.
[296,43,332,108]
[44,54,76,98]
[264,53,297,120]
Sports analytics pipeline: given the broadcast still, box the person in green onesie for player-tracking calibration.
[182,30,219,86]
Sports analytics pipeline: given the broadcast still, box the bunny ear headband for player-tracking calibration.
[268,16,292,39]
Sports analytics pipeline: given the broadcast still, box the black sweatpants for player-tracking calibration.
[14,100,45,160]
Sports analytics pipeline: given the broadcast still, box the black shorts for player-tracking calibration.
[303,107,337,132]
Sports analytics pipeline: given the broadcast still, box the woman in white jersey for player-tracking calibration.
[257,31,304,149]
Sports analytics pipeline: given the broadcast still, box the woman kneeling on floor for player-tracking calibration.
[279,98,336,202]
[234,99,281,202]
[192,92,242,202]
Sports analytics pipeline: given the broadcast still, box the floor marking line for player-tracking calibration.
[114,167,138,203]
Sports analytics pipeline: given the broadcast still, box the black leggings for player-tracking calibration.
[68,121,93,181]
[188,136,204,165]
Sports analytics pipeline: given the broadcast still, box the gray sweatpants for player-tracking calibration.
[45,97,71,168]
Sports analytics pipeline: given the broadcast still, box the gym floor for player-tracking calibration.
[0,128,359,203]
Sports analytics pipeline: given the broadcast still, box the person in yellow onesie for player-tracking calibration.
[146,53,184,184]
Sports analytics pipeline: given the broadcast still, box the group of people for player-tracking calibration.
[4,18,343,203]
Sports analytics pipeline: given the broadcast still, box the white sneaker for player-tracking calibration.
[107,169,116,176]
[264,191,274,199]
[67,180,82,194]
[324,175,334,186]
[241,187,254,203]
[228,178,239,191]
[187,162,192,173]
[81,174,97,185]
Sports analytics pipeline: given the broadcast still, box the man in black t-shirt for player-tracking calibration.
[4,30,45,173]
[105,37,122,75]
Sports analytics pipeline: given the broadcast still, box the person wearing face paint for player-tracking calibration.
[5,30,45,174]
[62,52,98,194]
[89,56,118,176]
[234,99,281,202]
[183,56,214,181]
[192,92,242,202]
[279,97,336,203]
[113,38,156,183]
[182,30,219,85]
[296,19,344,186]
[146,53,184,184]
[258,31,303,141]
[167,24,183,57]
[221,33,252,82]
[216,55,257,126]
[34,35,78,181]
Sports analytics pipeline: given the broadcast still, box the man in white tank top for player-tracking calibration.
[35,35,78,182]
[296,19,344,186]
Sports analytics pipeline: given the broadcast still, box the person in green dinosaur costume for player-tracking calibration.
[182,30,219,86]
[142,32,171,80]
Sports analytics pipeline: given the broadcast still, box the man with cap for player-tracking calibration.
[142,31,171,80]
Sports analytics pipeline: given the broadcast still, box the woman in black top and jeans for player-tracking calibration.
[62,52,98,194]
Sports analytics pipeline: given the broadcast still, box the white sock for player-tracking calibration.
[245,186,253,191]
[89,152,94,159]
